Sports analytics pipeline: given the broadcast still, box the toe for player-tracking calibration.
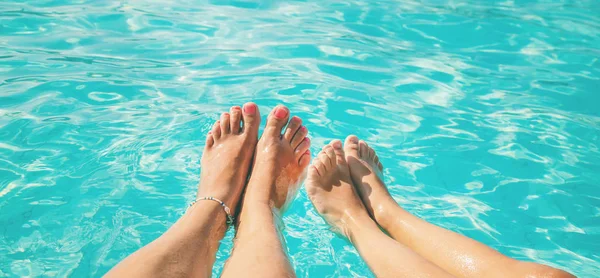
[220,112,231,134]
[206,132,214,147]
[211,120,221,139]
[325,146,336,167]
[319,147,333,169]
[241,102,260,135]
[330,139,346,165]
[305,162,321,180]
[264,105,290,137]
[368,146,375,160]
[308,163,320,181]
[344,135,360,157]
[291,125,308,149]
[313,156,327,176]
[283,116,302,142]
[299,150,311,168]
[359,140,369,158]
[295,137,311,160]
[230,106,242,134]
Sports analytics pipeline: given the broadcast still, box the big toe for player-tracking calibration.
[264,105,290,137]
[343,135,360,158]
[241,102,261,136]
[344,135,373,179]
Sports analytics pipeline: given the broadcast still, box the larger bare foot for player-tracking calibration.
[343,135,398,228]
[198,103,260,213]
[305,140,374,238]
[244,105,311,211]
[222,105,309,278]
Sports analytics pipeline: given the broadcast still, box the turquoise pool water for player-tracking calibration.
[1,0,599,277]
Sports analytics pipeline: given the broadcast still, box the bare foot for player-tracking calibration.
[244,105,311,211]
[343,135,398,227]
[305,140,373,238]
[221,105,309,277]
[197,103,261,212]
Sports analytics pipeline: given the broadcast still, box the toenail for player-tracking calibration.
[274,106,288,119]
[348,136,358,143]
[300,126,307,133]
[332,140,342,149]
[232,106,241,111]
[243,103,256,114]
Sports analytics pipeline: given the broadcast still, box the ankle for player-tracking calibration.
[372,199,405,229]
[183,200,229,232]
[244,181,274,203]
[341,209,379,243]
[236,200,284,235]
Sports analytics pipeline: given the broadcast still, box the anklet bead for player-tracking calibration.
[188,197,234,226]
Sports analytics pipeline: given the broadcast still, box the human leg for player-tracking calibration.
[305,140,452,278]
[220,106,311,278]
[344,135,574,278]
[106,103,260,278]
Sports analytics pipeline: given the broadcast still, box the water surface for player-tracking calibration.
[1,0,599,277]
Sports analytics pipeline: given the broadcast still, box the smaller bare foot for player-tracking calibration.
[305,140,374,238]
[344,135,398,228]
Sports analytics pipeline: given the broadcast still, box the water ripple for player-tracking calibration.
[1,0,599,277]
